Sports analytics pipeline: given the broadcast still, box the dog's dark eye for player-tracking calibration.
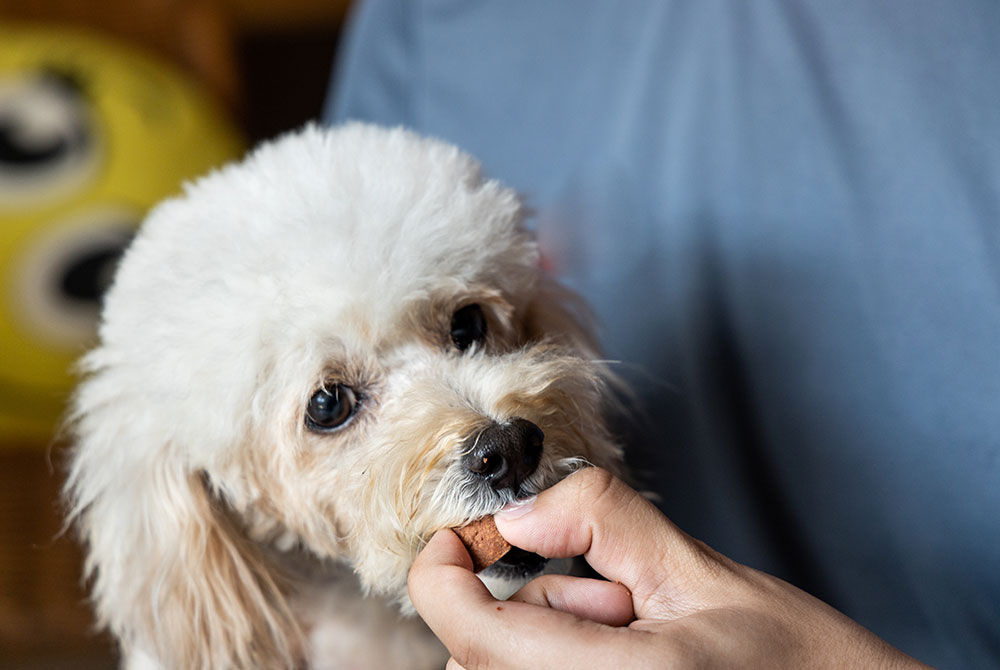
[450,304,487,351]
[305,384,358,431]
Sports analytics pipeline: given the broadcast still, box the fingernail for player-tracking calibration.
[495,495,536,521]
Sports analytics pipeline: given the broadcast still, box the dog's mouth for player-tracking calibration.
[482,546,548,579]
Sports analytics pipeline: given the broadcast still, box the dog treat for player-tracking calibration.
[453,515,512,572]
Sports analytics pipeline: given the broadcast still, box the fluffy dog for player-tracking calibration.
[65,123,623,669]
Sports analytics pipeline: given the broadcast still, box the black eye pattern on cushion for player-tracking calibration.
[305,384,358,431]
[450,303,488,351]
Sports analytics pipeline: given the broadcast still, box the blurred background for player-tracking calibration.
[0,1,351,666]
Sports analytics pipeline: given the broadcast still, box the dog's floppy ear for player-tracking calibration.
[64,356,301,669]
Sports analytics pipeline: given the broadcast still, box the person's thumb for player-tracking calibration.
[495,467,722,619]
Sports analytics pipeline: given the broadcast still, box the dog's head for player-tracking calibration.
[65,123,622,667]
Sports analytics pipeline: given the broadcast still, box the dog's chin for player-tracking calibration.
[482,547,548,580]
[477,555,574,602]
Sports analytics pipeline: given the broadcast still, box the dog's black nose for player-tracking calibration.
[463,418,544,493]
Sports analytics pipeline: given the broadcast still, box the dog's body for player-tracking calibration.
[65,124,623,668]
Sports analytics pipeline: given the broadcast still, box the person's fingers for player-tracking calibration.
[409,529,640,670]
[407,528,496,614]
[445,659,467,670]
[507,574,635,627]
[494,467,724,618]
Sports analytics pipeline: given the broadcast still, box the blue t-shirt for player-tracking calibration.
[325,2,1000,666]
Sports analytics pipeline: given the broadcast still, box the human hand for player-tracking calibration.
[408,467,930,669]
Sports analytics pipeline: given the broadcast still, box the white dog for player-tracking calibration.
[65,123,623,669]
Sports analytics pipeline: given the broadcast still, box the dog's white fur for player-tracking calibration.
[65,123,623,669]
